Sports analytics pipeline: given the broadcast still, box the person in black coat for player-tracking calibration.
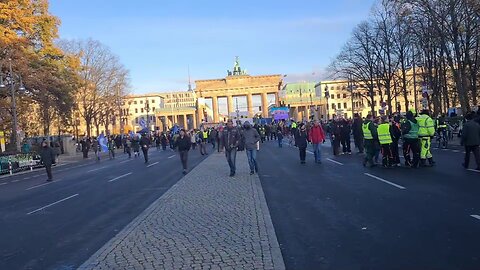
[176,129,191,174]
[389,116,402,166]
[295,124,309,164]
[140,134,150,164]
[352,113,364,153]
[40,140,56,181]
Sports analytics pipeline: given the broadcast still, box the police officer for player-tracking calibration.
[378,116,393,168]
[416,109,436,166]
[401,109,420,168]
[362,114,378,167]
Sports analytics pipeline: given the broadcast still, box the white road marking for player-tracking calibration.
[87,166,107,173]
[108,172,132,182]
[12,179,20,182]
[146,161,159,168]
[23,177,31,180]
[27,194,79,215]
[364,173,406,190]
[0,182,7,186]
[25,180,58,190]
[441,149,449,151]
[168,155,176,159]
[471,215,480,221]
[452,150,460,153]
[306,150,314,154]
[119,159,132,164]
[326,158,344,165]
[467,169,480,173]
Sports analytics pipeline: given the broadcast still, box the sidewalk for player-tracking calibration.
[79,152,285,270]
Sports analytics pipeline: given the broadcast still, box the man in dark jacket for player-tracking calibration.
[390,116,402,166]
[339,118,352,154]
[352,113,364,153]
[40,141,56,182]
[401,110,420,168]
[140,133,150,164]
[461,112,480,170]
[295,124,309,164]
[176,129,191,174]
[242,121,260,175]
[222,119,241,177]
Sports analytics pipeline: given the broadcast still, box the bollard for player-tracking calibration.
[9,161,12,175]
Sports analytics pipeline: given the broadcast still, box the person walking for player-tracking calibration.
[242,121,260,175]
[132,135,140,157]
[309,120,326,164]
[125,136,132,158]
[461,112,480,170]
[363,114,378,167]
[222,119,241,177]
[209,128,217,150]
[416,110,436,167]
[140,133,150,164]
[339,118,352,155]
[277,125,284,148]
[108,136,116,159]
[378,116,393,168]
[401,110,420,168]
[160,132,168,151]
[92,137,100,161]
[352,113,364,153]
[295,124,309,164]
[40,140,56,182]
[176,129,191,174]
[199,128,208,155]
[155,135,161,150]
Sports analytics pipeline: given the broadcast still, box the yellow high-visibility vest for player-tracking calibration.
[377,123,392,145]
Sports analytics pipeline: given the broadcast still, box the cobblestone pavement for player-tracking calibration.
[79,151,285,270]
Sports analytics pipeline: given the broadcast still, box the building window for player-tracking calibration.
[338,103,341,109]
[332,104,336,110]
[151,99,155,103]
[343,94,347,98]
[140,100,143,104]
[141,108,144,113]
[152,107,155,112]
[135,117,138,124]
[135,108,138,113]
[134,101,137,105]
[344,102,347,109]
[128,101,132,105]
[337,94,340,99]
[331,94,334,99]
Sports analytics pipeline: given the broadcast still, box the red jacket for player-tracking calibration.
[308,125,326,144]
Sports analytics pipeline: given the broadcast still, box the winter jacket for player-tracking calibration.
[308,125,326,144]
[461,120,480,146]
[222,127,241,150]
[242,127,260,150]
[40,146,55,166]
[295,129,309,148]
[176,135,192,151]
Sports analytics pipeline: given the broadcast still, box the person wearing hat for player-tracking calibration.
[242,121,261,175]
[295,123,309,164]
[401,109,420,167]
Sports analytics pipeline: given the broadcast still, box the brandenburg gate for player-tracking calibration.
[195,58,283,123]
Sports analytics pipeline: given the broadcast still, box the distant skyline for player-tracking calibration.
[49,0,376,94]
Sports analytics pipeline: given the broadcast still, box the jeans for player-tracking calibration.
[246,149,258,172]
[312,143,322,163]
[225,148,237,174]
[179,150,188,170]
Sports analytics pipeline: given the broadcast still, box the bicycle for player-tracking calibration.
[436,129,448,149]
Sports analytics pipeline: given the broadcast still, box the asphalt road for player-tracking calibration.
[257,138,480,270]
[0,146,210,270]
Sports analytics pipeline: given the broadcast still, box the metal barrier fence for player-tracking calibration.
[0,154,43,175]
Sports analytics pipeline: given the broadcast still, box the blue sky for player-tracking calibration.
[49,0,375,94]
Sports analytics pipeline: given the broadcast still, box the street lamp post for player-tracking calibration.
[0,59,25,153]
[324,85,330,120]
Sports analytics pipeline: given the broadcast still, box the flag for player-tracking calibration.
[139,118,147,129]
[98,133,108,153]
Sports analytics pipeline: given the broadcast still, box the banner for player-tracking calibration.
[270,107,289,120]
[139,118,147,129]
[0,131,4,152]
